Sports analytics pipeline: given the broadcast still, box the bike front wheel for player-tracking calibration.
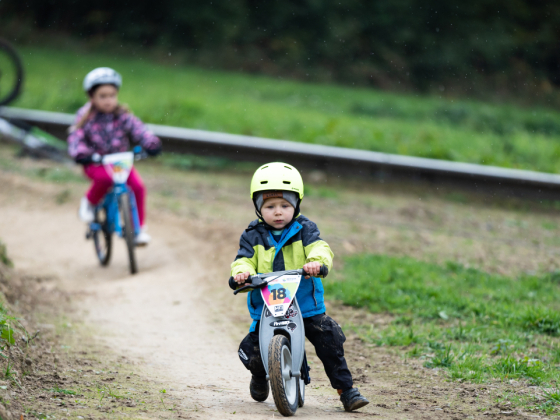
[268,335,299,417]
[93,206,112,266]
[119,193,137,274]
[298,377,305,407]
[0,38,24,106]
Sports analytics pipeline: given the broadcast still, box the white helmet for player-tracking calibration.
[83,67,122,92]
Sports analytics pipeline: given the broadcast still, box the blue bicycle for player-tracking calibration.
[86,147,145,274]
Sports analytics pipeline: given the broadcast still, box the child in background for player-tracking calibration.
[230,162,369,412]
[67,67,161,245]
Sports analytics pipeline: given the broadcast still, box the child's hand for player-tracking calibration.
[234,272,252,285]
[303,261,321,278]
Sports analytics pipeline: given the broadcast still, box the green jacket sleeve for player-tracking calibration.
[301,219,334,271]
[230,230,258,276]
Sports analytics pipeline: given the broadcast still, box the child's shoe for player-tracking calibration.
[249,375,269,402]
[79,196,95,223]
[135,226,151,246]
[339,387,369,411]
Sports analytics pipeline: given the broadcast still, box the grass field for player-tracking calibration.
[325,254,560,414]
[10,45,560,173]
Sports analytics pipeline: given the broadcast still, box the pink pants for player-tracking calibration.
[84,164,146,226]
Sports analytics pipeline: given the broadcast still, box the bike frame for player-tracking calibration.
[232,269,314,384]
[231,267,329,414]
[259,296,306,381]
[89,182,141,238]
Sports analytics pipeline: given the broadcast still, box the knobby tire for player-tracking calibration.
[119,193,138,274]
[298,377,305,407]
[268,335,298,417]
[93,207,112,266]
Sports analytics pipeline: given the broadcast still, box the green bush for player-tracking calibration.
[3,0,560,99]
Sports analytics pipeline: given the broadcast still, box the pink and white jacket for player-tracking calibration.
[67,103,161,162]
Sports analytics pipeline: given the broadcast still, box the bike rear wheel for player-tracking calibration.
[268,335,298,417]
[119,193,137,274]
[0,38,24,106]
[298,351,309,407]
[93,207,112,266]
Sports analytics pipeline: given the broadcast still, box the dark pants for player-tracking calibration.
[238,313,353,391]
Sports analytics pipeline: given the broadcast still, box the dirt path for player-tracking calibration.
[0,172,381,419]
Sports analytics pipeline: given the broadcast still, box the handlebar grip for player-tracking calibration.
[230,275,254,294]
[302,264,329,278]
[233,287,245,295]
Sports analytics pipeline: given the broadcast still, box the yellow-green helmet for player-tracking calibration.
[250,162,304,200]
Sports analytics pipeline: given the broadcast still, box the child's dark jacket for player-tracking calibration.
[231,215,333,332]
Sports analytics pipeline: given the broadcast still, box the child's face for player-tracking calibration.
[261,197,295,229]
[90,84,118,113]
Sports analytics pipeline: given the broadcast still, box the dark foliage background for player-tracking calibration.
[2,0,560,98]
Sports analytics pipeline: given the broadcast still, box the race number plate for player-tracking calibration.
[260,274,301,318]
[102,152,134,184]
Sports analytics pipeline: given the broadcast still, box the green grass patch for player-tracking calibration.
[157,152,254,173]
[0,143,84,183]
[0,242,12,268]
[49,386,76,395]
[0,246,29,391]
[305,185,339,199]
[10,45,560,173]
[325,254,560,394]
[33,167,83,183]
[542,221,557,231]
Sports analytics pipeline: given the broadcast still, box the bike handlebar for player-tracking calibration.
[133,145,149,160]
[229,265,329,295]
[92,147,148,164]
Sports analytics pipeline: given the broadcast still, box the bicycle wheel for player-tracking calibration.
[0,39,24,106]
[119,193,138,274]
[297,377,305,407]
[268,335,298,417]
[93,206,112,266]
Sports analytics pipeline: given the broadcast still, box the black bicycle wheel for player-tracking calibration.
[268,335,299,416]
[0,38,24,106]
[119,193,138,275]
[93,207,112,266]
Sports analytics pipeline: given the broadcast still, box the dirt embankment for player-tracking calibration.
[0,247,201,420]
[0,257,52,420]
